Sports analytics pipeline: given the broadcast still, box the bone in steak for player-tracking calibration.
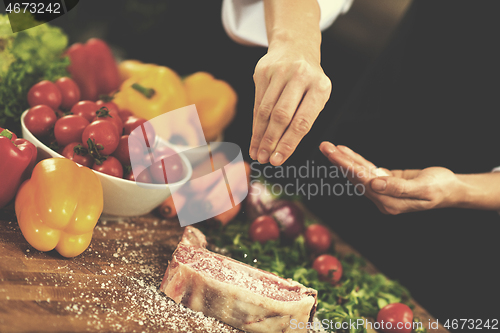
[160,226,318,333]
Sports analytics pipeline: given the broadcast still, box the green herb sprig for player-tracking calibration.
[199,216,426,333]
[0,14,70,134]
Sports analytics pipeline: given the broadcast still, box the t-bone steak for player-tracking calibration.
[160,226,318,333]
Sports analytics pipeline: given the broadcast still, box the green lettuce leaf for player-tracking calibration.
[0,13,69,134]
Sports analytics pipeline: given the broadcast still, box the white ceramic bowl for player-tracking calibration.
[169,133,224,166]
[21,110,193,217]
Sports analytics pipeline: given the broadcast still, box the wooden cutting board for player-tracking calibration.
[0,205,448,333]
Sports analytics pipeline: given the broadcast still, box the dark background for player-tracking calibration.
[46,0,499,327]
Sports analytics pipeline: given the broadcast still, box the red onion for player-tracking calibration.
[270,200,304,241]
[245,180,278,221]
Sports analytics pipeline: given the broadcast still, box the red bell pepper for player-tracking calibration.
[0,128,37,209]
[66,38,121,101]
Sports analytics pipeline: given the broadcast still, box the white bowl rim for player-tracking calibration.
[21,110,193,188]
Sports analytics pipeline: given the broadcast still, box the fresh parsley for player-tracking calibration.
[199,212,427,333]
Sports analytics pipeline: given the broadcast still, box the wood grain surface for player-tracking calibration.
[0,204,448,333]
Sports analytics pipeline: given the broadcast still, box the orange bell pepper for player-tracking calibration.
[183,72,237,141]
[15,158,103,258]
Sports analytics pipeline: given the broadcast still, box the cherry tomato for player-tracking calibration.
[54,115,89,147]
[151,144,177,160]
[118,109,134,122]
[82,120,120,156]
[149,146,184,184]
[312,254,343,285]
[129,135,149,160]
[61,142,93,167]
[55,77,81,110]
[124,164,153,183]
[249,215,280,244]
[112,135,145,166]
[123,116,156,147]
[377,303,414,333]
[112,135,131,166]
[96,100,119,115]
[27,80,62,110]
[305,224,332,254]
[93,107,123,136]
[24,105,57,137]
[70,101,99,122]
[93,156,123,178]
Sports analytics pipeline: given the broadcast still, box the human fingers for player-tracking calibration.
[252,68,270,134]
[370,176,429,199]
[249,77,286,162]
[401,169,422,179]
[374,167,392,177]
[336,145,377,171]
[389,169,421,179]
[372,191,434,214]
[320,143,424,214]
[257,91,315,166]
[319,142,375,187]
[389,169,404,177]
[320,141,354,169]
[320,142,376,179]
[256,80,306,164]
[266,74,330,166]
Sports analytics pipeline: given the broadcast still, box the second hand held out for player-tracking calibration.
[249,0,332,166]
[318,141,464,215]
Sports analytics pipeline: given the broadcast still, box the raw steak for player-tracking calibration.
[160,226,317,333]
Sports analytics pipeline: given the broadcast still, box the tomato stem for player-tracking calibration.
[73,144,88,156]
[95,106,113,118]
[86,138,107,165]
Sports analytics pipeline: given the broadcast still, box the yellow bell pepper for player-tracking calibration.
[183,72,237,141]
[15,158,103,258]
[113,60,188,120]
[118,60,159,82]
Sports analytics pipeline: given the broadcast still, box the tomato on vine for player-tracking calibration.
[82,120,120,155]
[61,142,93,168]
[93,156,123,178]
[96,100,119,114]
[93,107,123,136]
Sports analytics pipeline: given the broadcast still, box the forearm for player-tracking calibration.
[264,0,322,60]
[454,173,500,210]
